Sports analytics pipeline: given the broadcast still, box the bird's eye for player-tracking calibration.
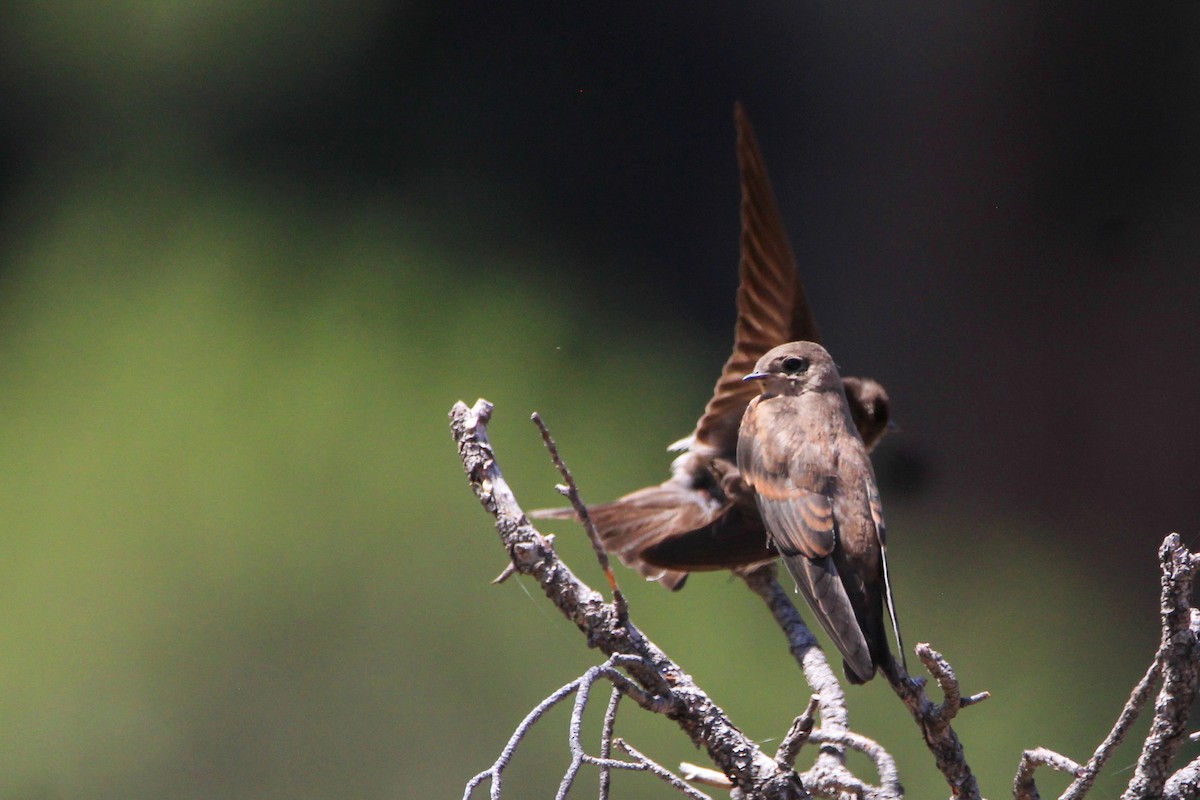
[782,356,809,374]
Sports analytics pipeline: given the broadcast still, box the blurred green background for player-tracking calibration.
[0,2,1197,799]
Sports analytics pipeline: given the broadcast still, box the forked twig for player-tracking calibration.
[886,643,987,799]
[1014,747,1084,800]
[776,697,821,768]
[462,657,700,800]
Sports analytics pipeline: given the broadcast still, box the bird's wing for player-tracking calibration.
[736,401,836,559]
[738,409,873,680]
[786,555,874,683]
[753,479,836,559]
[530,476,727,590]
[690,103,821,459]
[760,481,873,682]
[640,497,775,570]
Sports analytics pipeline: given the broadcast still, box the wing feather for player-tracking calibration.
[787,555,874,682]
[530,466,729,591]
[692,104,820,458]
[738,401,873,679]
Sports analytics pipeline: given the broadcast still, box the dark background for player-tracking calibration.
[0,2,1197,798]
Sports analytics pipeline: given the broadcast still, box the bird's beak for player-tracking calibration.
[742,371,769,382]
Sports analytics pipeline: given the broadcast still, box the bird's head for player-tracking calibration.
[842,375,893,446]
[742,341,842,395]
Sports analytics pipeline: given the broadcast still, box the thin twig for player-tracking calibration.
[777,696,821,768]
[962,692,991,707]
[679,763,732,789]
[462,677,583,800]
[492,562,517,584]
[462,657,692,800]
[1060,657,1163,800]
[557,665,648,800]
[1013,747,1083,800]
[806,729,902,795]
[616,740,715,800]
[532,411,629,623]
[599,688,621,800]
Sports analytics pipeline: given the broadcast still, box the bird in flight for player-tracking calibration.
[533,105,900,682]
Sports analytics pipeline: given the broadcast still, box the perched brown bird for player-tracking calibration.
[738,341,902,684]
[533,104,891,592]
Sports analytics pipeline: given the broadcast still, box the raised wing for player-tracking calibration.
[690,103,821,459]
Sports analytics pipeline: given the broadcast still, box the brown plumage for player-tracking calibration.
[532,104,892,595]
[738,341,902,684]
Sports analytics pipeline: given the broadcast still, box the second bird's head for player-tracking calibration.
[742,341,842,395]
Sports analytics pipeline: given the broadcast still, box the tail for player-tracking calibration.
[783,554,875,684]
[879,542,907,677]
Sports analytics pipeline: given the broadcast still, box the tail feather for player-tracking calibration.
[880,544,907,675]
[783,554,874,684]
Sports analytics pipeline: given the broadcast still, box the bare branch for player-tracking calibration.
[462,657,706,800]
[742,564,851,769]
[805,729,902,797]
[462,676,584,800]
[680,763,733,789]
[962,692,991,708]
[491,562,517,584]
[1013,747,1083,800]
[887,644,984,800]
[557,664,651,800]
[451,399,809,799]
[1059,657,1162,800]
[1165,754,1200,800]
[922,644,964,720]
[1122,535,1200,800]
[776,697,821,768]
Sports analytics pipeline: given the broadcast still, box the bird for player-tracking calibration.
[738,341,902,684]
[532,103,892,594]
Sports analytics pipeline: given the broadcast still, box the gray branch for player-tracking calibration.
[1020,534,1200,800]
[743,566,851,759]
[1122,535,1200,800]
[452,399,809,799]
[1014,748,1084,800]
[1060,658,1162,800]
[887,644,988,799]
[1165,754,1200,800]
